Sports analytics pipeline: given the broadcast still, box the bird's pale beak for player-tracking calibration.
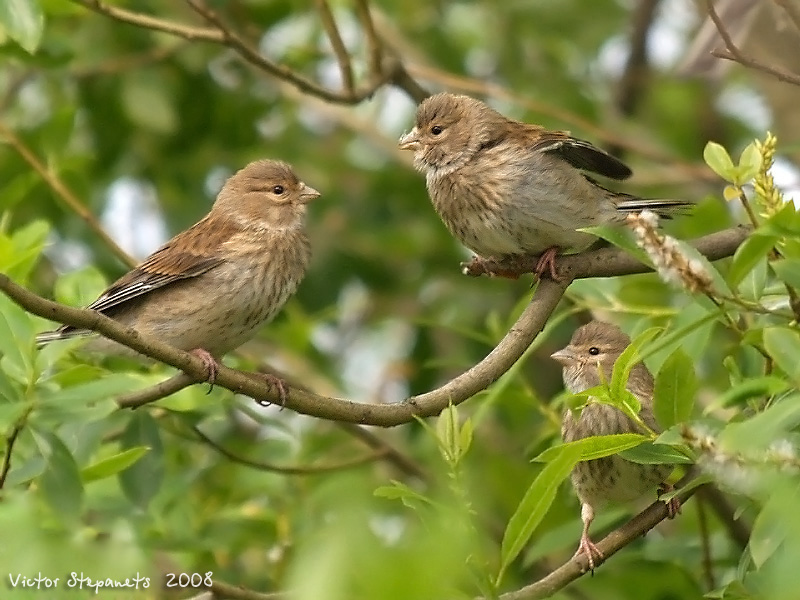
[299,183,321,203]
[398,128,421,151]
[550,348,575,366]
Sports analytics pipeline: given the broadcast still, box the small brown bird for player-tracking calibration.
[398,93,690,278]
[37,159,320,397]
[551,320,676,571]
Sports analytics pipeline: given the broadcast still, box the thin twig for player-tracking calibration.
[185,0,391,103]
[316,0,355,92]
[0,410,29,489]
[116,373,195,409]
[71,0,222,40]
[696,496,716,591]
[355,0,383,77]
[696,485,750,549]
[614,0,660,117]
[335,422,428,481]
[706,0,800,87]
[0,121,136,268]
[191,425,387,474]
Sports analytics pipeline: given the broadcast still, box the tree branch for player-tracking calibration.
[0,271,566,426]
[316,0,355,93]
[116,373,194,409]
[0,121,136,269]
[495,480,705,600]
[1,226,748,427]
[190,425,387,474]
[706,0,800,87]
[614,0,660,117]
[465,225,751,279]
[0,409,30,490]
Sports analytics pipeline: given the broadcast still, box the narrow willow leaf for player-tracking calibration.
[499,444,582,584]
[532,433,648,463]
[654,348,697,429]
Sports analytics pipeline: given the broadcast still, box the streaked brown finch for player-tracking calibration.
[37,159,320,399]
[398,93,691,279]
[551,320,678,571]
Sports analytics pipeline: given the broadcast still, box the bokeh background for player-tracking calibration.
[1,1,800,599]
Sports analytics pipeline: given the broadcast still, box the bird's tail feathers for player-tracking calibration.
[615,197,693,218]
[35,327,88,347]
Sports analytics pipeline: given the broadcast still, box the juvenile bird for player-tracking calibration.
[551,320,677,571]
[37,159,320,399]
[398,93,690,279]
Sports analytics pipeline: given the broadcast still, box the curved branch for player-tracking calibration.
[0,225,748,427]
[191,425,387,474]
[69,0,406,105]
[0,271,566,426]
[496,479,705,600]
[116,373,194,408]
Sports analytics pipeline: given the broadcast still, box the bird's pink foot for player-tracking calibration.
[534,246,561,281]
[190,348,220,392]
[461,256,521,279]
[255,373,289,407]
[574,532,603,573]
[658,482,682,518]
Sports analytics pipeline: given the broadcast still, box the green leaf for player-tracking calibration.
[611,326,662,404]
[618,441,693,464]
[436,403,462,464]
[736,142,760,185]
[0,296,35,385]
[374,480,435,509]
[709,376,789,410]
[1,220,50,281]
[738,256,768,302]
[0,0,44,53]
[771,259,800,290]
[532,433,648,463]
[53,266,108,307]
[39,373,139,408]
[750,482,800,567]
[118,411,164,509]
[578,224,643,256]
[31,429,84,522]
[761,203,800,238]
[654,348,696,429]
[763,327,800,384]
[81,446,150,482]
[703,141,735,182]
[728,234,777,287]
[720,393,800,453]
[658,473,714,502]
[499,444,582,584]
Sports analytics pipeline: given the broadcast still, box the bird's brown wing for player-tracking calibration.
[86,217,234,315]
[528,131,633,180]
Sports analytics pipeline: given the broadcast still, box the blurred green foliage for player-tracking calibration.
[2,1,800,599]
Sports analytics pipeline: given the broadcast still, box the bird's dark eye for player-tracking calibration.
[588,347,600,356]
[272,185,285,195]
[430,125,443,135]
